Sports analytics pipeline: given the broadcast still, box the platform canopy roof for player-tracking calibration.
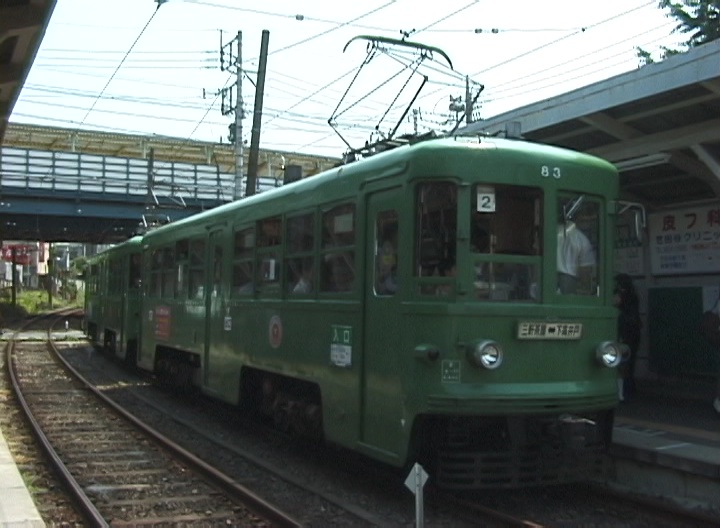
[460,39,720,212]
[0,0,57,143]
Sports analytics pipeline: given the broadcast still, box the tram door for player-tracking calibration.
[362,188,404,455]
[203,229,224,391]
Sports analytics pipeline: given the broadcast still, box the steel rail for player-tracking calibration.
[6,308,109,527]
[48,312,303,528]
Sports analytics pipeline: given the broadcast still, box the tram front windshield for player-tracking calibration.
[469,184,542,302]
[415,182,602,302]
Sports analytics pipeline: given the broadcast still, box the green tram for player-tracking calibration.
[87,135,632,488]
[84,236,143,363]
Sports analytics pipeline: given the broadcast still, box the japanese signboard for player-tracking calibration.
[615,211,644,276]
[1,245,34,266]
[649,205,720,275]
[330,325,352,368]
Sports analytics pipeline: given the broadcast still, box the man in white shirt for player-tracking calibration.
[557,221,596,294]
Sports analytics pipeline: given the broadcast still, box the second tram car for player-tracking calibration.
[84,236,143,363]
[85,134,632,488]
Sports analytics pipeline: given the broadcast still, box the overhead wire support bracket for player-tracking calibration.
[342,35,453,70]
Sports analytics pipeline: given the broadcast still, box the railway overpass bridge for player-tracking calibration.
[1,123,339,243]
[1,3,340,244]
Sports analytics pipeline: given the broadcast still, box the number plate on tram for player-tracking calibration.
[517,322,582,340]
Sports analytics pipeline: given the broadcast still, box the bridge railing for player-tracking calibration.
[0,147,243,203]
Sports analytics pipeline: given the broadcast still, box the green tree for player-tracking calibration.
[637,1,719,64]
[70,255,88,277]
[661,0,720,46]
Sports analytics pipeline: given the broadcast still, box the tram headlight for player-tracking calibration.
[596,341,622,368]
[468,340,503,370]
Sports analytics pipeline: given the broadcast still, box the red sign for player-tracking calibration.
[1,245,34,266]
[153,306,171,340]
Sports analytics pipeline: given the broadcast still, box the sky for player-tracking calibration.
[11,0,685,158]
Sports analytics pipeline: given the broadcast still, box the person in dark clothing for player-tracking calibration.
[700,306,720,415]
[614,273,642,401]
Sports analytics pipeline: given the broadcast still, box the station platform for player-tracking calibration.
[0,429,45,527]
[0,376,717,526]
[609,376,720,514]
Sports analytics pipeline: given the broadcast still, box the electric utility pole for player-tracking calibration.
[219,31,244,200]
[245,30,270,197]
[465,76,472,125]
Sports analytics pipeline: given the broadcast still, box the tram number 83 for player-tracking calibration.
[541,165,562,179]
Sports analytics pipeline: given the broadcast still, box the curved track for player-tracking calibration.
[6,310,301,527]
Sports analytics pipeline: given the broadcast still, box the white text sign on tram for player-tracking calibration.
[517,322,582,340]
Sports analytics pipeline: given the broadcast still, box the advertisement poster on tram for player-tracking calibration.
[648,204,720,275]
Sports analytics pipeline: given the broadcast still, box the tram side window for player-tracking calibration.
[257,217,282,295]
[147,249,163,298]
[108,258,123,294]
[161,246,175,298]
[174,240,189,298]
[557,194,600,296]
[415,182,457,295]
[375,210,398,295]
[471,184,543,302]
[321,203,355,293]
[212,244,222,297]
[129,254,141,289]
[88,264,98,294]
[232,227,255,295]
[286,213,315,295]
[188,239,205,299]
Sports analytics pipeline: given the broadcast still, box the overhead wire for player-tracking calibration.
[474,0,657,78]
[240,1,400,129]
[485,21,677,103]
[383,1,669,142]
[19,0,678,156]
[75,3,164,131]
[413,0,661,123]
[152,0,400,162]
[180,0,585,36]
[316,0,482,148]
[24,2,468,143]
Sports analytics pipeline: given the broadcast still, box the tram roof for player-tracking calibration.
[460,39,720,212]
[140,134,617,243]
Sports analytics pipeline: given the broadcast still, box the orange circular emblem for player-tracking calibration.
[269,315,283,348]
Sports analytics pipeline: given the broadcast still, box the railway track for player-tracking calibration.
[55,322,719,528]
[6,310,301,527]
[8,311,714,527]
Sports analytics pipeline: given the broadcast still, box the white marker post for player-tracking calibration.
[404,463,428,527]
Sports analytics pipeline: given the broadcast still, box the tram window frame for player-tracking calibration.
[108,258,123,294]
[256,216,282,296]
[88,264,98,294]
[414,182,457,296]
[188,238,206,300]
[174,239,190,298]
[557,193,601,297]
[129,253,142,289]
[211,243,223,297]
[161,246,175,298]
[470,184,543,303]
[147,248,164,298]
[285,212,316,296]
[232,226,255,296]
[320,203,356,294]
[375,210,399,296]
